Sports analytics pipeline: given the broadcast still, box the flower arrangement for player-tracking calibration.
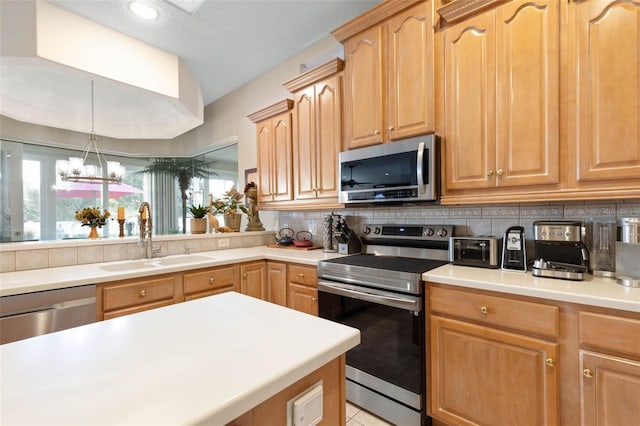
[75,207,111,228]
[212,186,248,215]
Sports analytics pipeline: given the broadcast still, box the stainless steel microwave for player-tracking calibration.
[338,134,440,204]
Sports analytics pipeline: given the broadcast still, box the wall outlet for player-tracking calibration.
[218,238,230,248]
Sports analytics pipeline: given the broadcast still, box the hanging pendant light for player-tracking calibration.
[58,81,125,184]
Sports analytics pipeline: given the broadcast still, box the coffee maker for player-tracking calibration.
[531,221,589,281]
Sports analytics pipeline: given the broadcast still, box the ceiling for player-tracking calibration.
[1,0,381,139]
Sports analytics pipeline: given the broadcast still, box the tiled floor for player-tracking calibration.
[346,402,395,426]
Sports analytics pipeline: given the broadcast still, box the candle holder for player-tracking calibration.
[118,219,125,238]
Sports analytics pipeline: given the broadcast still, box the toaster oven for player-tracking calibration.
[449,236,503,269]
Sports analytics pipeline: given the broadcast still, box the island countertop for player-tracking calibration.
[0,291,360,425]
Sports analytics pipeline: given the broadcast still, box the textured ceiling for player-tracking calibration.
[48,0,382,106]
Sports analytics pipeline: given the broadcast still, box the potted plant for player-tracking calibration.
[188,204,208,234]
[212,187,247,232]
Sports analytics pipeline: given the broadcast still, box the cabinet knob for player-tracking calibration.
[487,170,494,177]
[209,277,215,285]
[497,168,504,177]
[546,358,555,367]
[242,273,247,279]
[374,130,380,135]
[139,289,146,297]
[298,273,304,278]
[583,368,593,378]
[312,297,317,302]
[480,306,489,314]
[388,126,394,131]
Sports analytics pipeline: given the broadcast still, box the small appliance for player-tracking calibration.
[338,134,440,204]
[501,226,527,272]
[585,218,616,277]
[531,221,589,281]
[616,217,640,288]
[450,236,502,269]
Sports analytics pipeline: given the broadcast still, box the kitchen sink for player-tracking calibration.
[99,260,156,272]
[153,254,213,266]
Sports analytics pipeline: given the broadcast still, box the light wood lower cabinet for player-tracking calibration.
[578,311,640,426]
[97,274,180,320]
[266,261,287,306]
[429,285,559,425]
[287,264,318,316]
[183,265,239,301]
[239,261,267,300]
[226,355,346,426]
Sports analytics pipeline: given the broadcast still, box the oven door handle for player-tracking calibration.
[317,280,421,311]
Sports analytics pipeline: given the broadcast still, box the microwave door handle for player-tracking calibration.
[416,142,425,194]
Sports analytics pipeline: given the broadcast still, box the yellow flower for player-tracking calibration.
[75,207,111,228]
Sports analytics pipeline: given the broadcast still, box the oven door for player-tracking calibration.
[317,279,425,424]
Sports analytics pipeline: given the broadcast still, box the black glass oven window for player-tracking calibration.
[319,292,423,395]
[341,151,419,191]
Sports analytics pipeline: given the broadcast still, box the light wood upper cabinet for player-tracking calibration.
[285,59,344,207]
[337,0,434,149]
[442,0,560,192]
[571,0,640,184]
[248,100,294,207]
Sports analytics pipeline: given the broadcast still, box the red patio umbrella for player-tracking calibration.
[56,182,143,198]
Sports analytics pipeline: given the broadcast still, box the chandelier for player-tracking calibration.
[57,81,124,184]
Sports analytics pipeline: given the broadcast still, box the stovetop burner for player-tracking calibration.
[322,254,448,274]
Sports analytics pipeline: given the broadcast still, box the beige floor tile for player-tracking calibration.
[346,402,360,419]
[347,419,364,426]
[352,409,395,426]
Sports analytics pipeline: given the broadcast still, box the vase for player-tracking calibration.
[224,212,241,232]
[88,226,99,239]
[190,218,207,234]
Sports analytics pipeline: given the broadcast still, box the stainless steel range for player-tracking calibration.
[317,224,452,426]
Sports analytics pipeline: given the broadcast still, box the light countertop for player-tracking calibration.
[425,264,640,313]
[0,291,360,425]
[0,246,343,297]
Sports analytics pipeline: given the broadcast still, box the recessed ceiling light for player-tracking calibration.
[129,1,159,20]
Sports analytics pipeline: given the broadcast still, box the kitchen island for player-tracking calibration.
[0,291,360,425]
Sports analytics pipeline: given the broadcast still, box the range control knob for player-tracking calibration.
[363,226,371,235]
[374,227,382,234]
[437,228,449,238]
[425,228,435,237]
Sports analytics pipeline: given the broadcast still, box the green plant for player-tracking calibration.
[212,187,248,215]
[188,204,208,219]
[137,157,217,233]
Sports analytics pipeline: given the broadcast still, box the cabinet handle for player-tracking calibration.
[486,170,494,176]
[583,368,593,378]
[209,277,215,285]
[480,306,489,314]
[546,358,555,367]
[497,168,504,177]
[139,289,146,297]
[298,273,304,278]
[242,273,247,279]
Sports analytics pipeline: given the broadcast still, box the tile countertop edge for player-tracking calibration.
[425,264,640,313]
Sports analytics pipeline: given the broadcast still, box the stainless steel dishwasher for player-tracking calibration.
[0,285,96,344]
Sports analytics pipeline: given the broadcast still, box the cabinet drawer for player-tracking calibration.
[102,276,176,312]
[430,286,559,338]
[580,312,640,359]
[288,264,317,287]
[184,265,237,296]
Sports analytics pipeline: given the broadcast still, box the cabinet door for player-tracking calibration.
[495,0,560,187]
[387,1,434,140]
[287,283,318,316]
[314,75,342,200]
[344,24,385,148]
[580,351,640,426]
[240,261,267,300]
[573,0,640,183]
[266,261,287,306]
[293,87,317,200]
[430,315,558,425]
[271,113,293,202]
[183,265,238,300]
[256,122,273,202]
[443,11,496,190]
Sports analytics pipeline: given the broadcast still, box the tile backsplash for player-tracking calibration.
[278,200,640,247]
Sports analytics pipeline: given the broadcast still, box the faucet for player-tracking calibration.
[138,201,155,258]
